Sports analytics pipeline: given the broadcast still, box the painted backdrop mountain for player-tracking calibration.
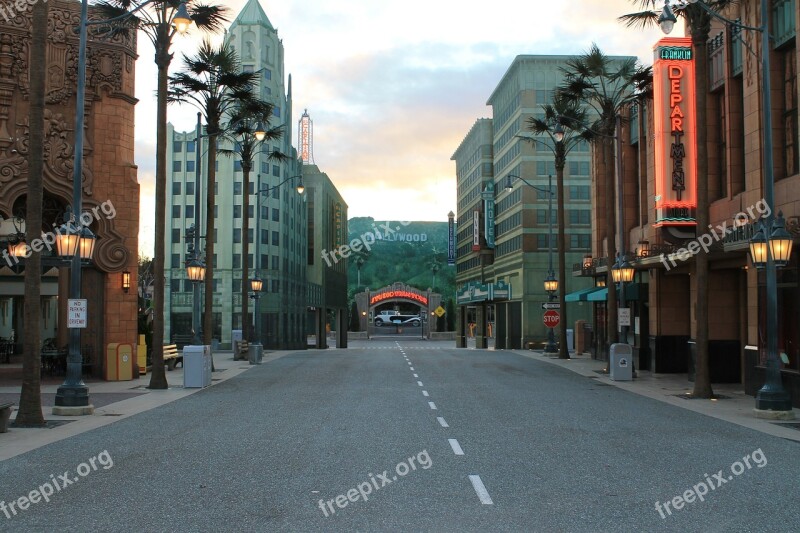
[347,217,456,304]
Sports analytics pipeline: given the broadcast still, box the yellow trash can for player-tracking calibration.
[106,343,134,381]
[137,334,148,375]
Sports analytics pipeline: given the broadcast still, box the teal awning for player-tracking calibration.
[585,283,646,302]
[587,288,608,302]
[565,287,605,302]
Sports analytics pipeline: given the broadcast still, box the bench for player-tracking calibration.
[163,344,182,370]
[0,401,14,433]
[234,340,249,361]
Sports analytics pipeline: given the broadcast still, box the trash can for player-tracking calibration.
[609,343,633,381]
[184,345,212,388]
[248,343,263,365]
[105,343,134,381]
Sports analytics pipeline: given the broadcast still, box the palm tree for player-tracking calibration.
[525,96,593,359]
[169,40,260,350]
[620,1,733,398]
[16,0,49,427]
[558,44,652,361]
[96,1,228,390]
[219,100,285,342]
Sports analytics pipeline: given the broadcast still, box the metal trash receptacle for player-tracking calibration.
[184,345,211,388]
[609,343,633,381]
[248,343,263,365]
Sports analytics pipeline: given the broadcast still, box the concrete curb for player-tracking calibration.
[514,349,800,443]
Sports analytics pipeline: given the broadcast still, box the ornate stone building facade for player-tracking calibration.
[0,1,139,376]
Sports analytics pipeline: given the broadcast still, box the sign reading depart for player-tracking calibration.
[653,37,697,227]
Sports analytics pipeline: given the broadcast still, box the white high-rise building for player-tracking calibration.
[164,0,307,349]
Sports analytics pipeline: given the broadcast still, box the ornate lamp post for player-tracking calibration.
[52,0,191,413]
[505,173,558,353]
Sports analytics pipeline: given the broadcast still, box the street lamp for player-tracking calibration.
[252,173,305,346]
[505,173,558,354]
[658,0,793,415]
[53,0,193,414]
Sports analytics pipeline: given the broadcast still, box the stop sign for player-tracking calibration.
[543,310,560,329]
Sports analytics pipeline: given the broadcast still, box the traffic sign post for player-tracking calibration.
[67,299,88,329]
[543,309,560,329]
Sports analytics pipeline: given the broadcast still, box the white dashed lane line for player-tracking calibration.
[417,381,423,386]
[428,402,437,410]
[449,439,464,456]
[469,475,494,505]
[437,417,449,428]
[413,374,418,378]
[422,391,429,397]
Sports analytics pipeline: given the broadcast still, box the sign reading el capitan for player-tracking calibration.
[653,37,697,228]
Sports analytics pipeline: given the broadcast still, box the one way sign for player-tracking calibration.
[541,302,561,310]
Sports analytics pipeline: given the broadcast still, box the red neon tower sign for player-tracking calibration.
[653,37,697,227]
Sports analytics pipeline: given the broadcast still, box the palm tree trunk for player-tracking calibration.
[241,167,250,341]
[556,149,569,359]
[204,134,217,347]
[148,33,172,390]
[17,0,48,426]
[605,136,618,354]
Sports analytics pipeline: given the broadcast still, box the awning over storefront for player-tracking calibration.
[585,283,645,302]
[565,287,605,302]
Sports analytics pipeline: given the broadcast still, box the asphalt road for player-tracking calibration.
[1,340,798,532]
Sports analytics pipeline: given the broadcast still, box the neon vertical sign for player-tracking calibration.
[653,38,697,227]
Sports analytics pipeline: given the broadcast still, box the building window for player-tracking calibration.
[186,205,194,219]
[272,231,279,246]
[172,182,181,195]
[569,185,590,200]
[172,205,181,218]
[247,205,254,219]
[568,209,590,225]
[782,45,799,179]
[261,229,268,245]
[171,253,180,267]
[186,181,194,195]
[184,280,194,292]
[173,141,183,153]
[186,160,195,173]
[233,279,242,293]
[272,256,279,270]
[261,206,269,220]
[264,68,272,80]
[272,165,280,177]
[186,140,196,152]
[233,228,241,243]
[171,278,181,292]
[233,254,241,269]
[173,160,182,172]
[537,234,550,250]
[234,181,242,195]
[234,160,243,172]
[234,205,242,218]
[570,234,591,250]
[171,229,181,243]
[714,90,728,199]
[273,106,281,118]
[272,208,280,221]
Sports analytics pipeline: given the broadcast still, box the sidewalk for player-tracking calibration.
[0,349,291,462]
[514,349,800,443]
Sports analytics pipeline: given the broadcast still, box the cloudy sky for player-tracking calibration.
[135,0,667,256]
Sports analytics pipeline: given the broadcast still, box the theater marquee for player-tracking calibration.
[653,37,697,227]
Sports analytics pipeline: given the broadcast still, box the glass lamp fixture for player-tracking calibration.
[186,257,206,282]
[768,212,794,268]
[295,177,305,195]
[544,272,558,293]
[250,276,264,293]
[122,270,131,293]
[172,1,192,34]
[658,0,677,34]
[748,223,768,269]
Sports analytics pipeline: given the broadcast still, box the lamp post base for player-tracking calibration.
[52,404,94,416]
[54,384,91,410]
[754,388,794,415]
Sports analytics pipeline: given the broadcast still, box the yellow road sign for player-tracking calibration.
[434,306,446,317]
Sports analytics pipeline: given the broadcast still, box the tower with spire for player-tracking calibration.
[164,0,307,350]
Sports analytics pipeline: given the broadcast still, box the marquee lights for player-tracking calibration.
[370,290,428,306]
